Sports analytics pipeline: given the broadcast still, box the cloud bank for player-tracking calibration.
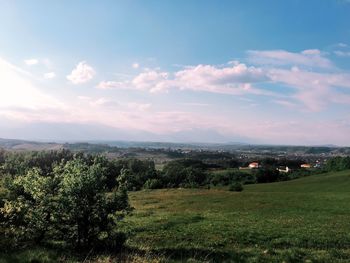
[97,49,350,111]
[97,62,270,95]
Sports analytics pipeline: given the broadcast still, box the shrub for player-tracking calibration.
[254,168,280,183]
[144,178,162,189]
[229,182,243,192]
[210,170,252,186]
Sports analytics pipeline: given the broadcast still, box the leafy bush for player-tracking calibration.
[144,178,162,189]
[229,182,243,192]
[210,170,254,186]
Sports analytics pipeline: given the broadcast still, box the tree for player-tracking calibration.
[254,168,280,183]
[1,168,58,245]
[229,182,243,192]
[161,159,209,188]
[1,156,130,251]
[54,158,129,249]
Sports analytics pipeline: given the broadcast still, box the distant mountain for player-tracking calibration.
[0,138,62,151]
[0,120,253,144]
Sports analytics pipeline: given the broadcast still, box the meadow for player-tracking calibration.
[121,169,350,262]
[1,169,350,262]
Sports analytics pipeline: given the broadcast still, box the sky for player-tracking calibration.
[0,0,350,145]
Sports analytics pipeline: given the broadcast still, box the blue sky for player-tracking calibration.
[0,0,350,145]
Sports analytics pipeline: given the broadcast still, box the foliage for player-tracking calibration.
[161,159,208,188]
[228,182,243,192]
[254,168,282,183]
[1,155,130,251]
[1,168,57,246]
[143,178,163,189]
[325,156,350,171]
[288,168,312,179]
[210,170,255,186]
[116,159,158,191]
[0,149,74,177]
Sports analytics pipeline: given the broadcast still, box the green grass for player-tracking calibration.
[120,170,350,262]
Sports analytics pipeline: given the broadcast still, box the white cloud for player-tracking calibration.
[24,59,39,66]
[97,63,270,95]
[334,50,350,57]
[337,43,348,48]
[182,102,211,107]
[44,72,56,79]
[301,49,321,55]
[67,61,95,84]
[77,96,91,100]
[96,71,170,93]
[92,98,110,106]
[41,58,52,68]
[173,63,268,93]
[247,49,333,68]
[127,102,151,111]
[96,50,350,112]
[273,99,298,109]
[24,58,53,68]
[132,70,169,93]
[132,62,140,69]
[96,81,125,90]
[84,97,120,109]
[268,68,350,111]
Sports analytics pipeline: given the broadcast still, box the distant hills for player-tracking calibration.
[0,137,348,155]
[0,138,62,151]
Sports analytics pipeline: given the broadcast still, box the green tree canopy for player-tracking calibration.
[1,156,130,251]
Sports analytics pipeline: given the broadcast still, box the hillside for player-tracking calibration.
[122,170,350,262]
[246,169,350,192]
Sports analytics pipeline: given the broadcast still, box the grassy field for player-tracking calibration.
[120,170,350,262]
[1,170,350,262]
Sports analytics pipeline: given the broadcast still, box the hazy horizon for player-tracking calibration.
[1,1,350,146]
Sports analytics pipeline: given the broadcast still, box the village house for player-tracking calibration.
[248,162,259,169]
[277,166,291,173]
[300,163,311,168]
